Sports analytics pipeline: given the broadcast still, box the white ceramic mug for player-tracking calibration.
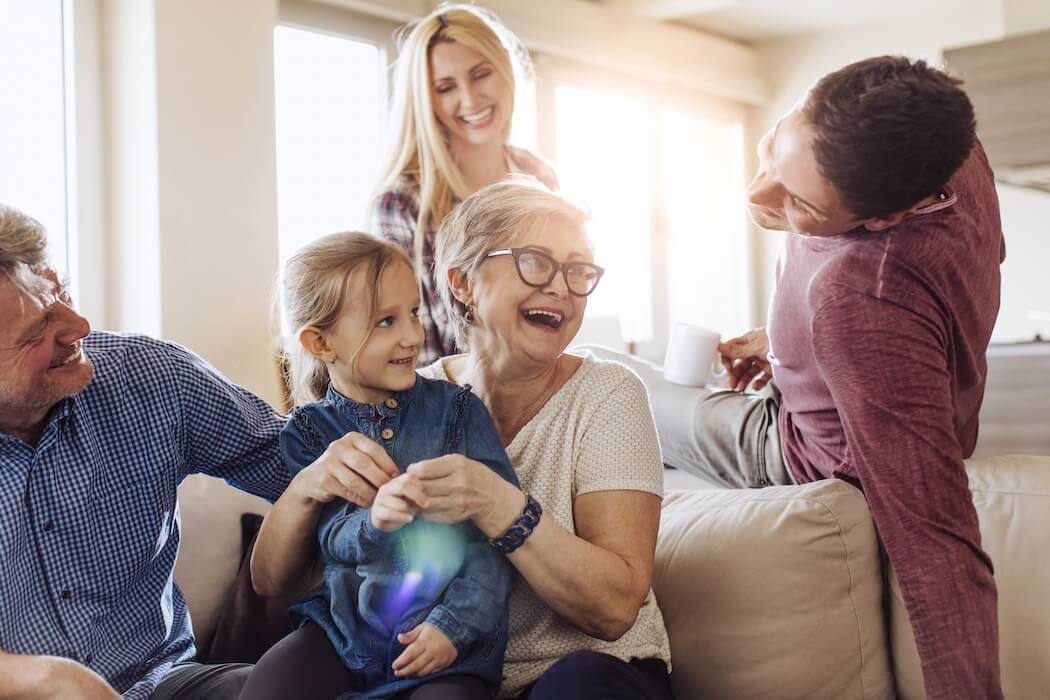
[663,323,727,387]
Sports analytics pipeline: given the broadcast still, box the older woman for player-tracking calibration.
[411,176,673,699]
[251,179,672,699]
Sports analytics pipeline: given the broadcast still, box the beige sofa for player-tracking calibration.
[175,350,1050,699]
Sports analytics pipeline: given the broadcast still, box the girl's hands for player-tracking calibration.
[291,432,400,508]
[391,623,458,678]
[371,474,430,531]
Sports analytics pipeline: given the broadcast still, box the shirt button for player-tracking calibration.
[384,398,398,409]
[42,520,54,532]
[380,428,394,440]
[60,590,72,600]
[84,653,94,664]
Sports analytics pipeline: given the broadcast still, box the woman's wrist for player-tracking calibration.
[475,475,528,539]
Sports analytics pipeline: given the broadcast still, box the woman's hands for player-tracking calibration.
[290,432,400,508]
[406,455,525,538]
[371,474,430,531]
[718,327,773,391]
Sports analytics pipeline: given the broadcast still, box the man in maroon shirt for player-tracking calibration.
[693,56,1004,699]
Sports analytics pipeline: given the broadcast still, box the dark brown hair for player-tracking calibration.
[802,56,976,219]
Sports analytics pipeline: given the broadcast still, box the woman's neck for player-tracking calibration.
[451,352,565,445]
[452,141,510,194]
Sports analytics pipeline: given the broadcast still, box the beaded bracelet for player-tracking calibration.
[489,494,542,554]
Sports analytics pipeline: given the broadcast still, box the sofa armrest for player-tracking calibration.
[888,454,1050,699]
[575,344,729,485]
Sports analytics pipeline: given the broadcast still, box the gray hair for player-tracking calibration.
[0,204,49,284]
[434,175,590,348]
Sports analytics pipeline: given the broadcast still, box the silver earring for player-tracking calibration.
[464,305,475,324]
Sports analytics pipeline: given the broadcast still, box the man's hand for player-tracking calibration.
[371,474,429,532]
[718,328,772,391]
[391,623,458,678]
[291,432,400,508]
[0,653,120,700]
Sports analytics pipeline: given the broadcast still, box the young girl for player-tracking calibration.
[243,232,518,700]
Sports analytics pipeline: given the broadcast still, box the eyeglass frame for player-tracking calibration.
[484,247,605,297]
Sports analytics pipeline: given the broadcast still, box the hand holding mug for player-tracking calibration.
[718,328,772,391]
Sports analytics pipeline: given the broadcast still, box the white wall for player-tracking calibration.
[97,0,283,404]
[100,0,162,337]
[153,0,283,404]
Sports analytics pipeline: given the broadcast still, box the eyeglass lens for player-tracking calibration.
[516,251,601,295]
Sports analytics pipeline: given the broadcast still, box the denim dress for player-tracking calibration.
[280,376,519,699]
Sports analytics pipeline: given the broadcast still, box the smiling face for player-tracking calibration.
[319,260,424,404]
[429,40,512,152]
[0,268,93,431]
[467,216,593,368]
[746,107,865,237]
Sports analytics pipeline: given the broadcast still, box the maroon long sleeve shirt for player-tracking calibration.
[767,142,1005,699]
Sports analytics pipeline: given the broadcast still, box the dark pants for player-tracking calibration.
[151,662,252,700]
[513,651,674,700]
[237,622,491,700]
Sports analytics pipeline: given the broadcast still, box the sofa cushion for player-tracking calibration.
[174,474,272,648]
[655,479,894,700]
[888,454,1050,699]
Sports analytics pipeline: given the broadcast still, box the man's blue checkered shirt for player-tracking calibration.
[0,332,289,698]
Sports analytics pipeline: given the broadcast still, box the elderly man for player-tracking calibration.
[0,204,290,699]
[696,57,1004,699]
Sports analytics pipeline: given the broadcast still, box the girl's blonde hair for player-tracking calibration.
[435,175,590,349]
[280,232,414,406]
[372,3,530,270]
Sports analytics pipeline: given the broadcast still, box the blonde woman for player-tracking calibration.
[371,3,558,366]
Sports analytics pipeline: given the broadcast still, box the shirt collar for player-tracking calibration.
[323,375,420,419]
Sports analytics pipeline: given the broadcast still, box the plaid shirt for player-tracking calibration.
[372,178,455,367]
[371,147,559,366]
[0,332,288,699]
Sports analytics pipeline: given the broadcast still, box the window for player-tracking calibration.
[538,58,752,361]
[0,0,71,275]
[273,24,386,268]
[554,84,652,343]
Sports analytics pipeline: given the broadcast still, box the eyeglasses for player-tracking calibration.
[485,248,605,297]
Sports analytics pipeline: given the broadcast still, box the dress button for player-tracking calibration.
[42,520,54,532]
[380,428,394,440]
[60,590,72,600]
[384,398,398,409]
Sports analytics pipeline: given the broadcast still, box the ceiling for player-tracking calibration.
[600,0,989,43]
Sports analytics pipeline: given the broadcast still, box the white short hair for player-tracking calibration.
[434,175,589,348]
[0,204,49,288]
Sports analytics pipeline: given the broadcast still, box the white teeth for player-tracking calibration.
[460,107,493,124]
[524,309,563,322]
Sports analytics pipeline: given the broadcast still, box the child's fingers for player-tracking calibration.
[391,641,423,673]
[392,474,430,509]
[372,503,413,531]
[397,625,424,645]
[393,646,430,677]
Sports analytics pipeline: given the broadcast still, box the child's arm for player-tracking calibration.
[319,464,430,564]
[277,418,398,567]
[393,395,519,676]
